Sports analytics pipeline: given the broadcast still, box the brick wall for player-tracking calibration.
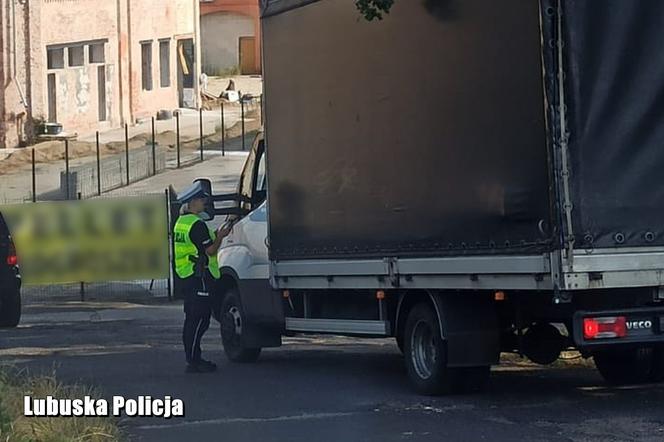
[200,0,261,74]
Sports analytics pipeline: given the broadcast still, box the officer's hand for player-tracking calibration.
[216,224,232,238]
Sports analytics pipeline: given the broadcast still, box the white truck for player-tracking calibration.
[206,0,664,394]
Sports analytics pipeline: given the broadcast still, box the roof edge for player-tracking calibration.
[261,0,323,19]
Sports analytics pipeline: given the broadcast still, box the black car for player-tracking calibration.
[0,211,21,327]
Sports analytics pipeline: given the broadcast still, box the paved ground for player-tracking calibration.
[2,300,664,442]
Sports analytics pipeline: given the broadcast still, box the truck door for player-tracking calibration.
[238,135,267,213]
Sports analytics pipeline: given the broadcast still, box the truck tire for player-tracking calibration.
[650,346,664,382]
[0,290,21,328]
[593,347,653,385]
[220,289,261,363]
[404,303,454,395]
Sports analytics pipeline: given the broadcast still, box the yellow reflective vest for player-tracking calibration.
[173,214,220,279]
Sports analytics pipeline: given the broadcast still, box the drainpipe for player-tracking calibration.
[11,0,28,109]
[126,0,134,124]
[116,0,125,125]
[192,0,200,108]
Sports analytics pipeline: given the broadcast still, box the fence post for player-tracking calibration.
[165,187,173,301]
[152,116,157,176]
[64,139,70,200]
[96,131,101,196]
[31,148,36,202]
[78,191,85,301]
[241,96,246,151]
[125,123,130,185]
[199,107,204,162]
[221,102,225,156]
[176,111,181,168]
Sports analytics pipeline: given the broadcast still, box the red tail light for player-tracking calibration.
[584,316,627,340]
[6,240,17,266]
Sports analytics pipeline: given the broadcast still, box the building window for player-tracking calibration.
[68,45,85,67]
[47,48,65,69]
[141,41,153,91]
[89,42,105,63]
[159,40,171,88]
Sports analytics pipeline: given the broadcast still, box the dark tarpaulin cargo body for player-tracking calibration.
[561,0,664,250]
[263,0,552,261]
[262,0,664,263]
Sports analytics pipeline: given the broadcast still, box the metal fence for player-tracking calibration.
[0,95,260,304]
[0,96,261,205]
[3,190,174,304]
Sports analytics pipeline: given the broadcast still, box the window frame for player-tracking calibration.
[89,42,106,64]
[140,41,154,91]
[159,39,171,88]
[47,47,65,70]
[67,45,85,67]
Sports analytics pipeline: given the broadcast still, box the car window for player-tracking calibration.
[240,148,257,202]
[256,150,266,193]
[251,140,267,208]
[249,201,267,222]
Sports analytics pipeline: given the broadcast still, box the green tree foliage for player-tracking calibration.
[355,0,395,21]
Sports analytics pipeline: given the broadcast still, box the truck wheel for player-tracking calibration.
[593,347,653,385]
[220,289,261,363]
[650,346,664,382]
[0,290,21,328]
[404,303,454,395]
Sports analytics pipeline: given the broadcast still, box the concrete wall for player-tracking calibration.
[200,0,261,74]
[201,12,254,75]
[41,0,120,134]
[0,0,200,149]
[128,0,179,120]
[125,0,199,120]
[0,0,33,149]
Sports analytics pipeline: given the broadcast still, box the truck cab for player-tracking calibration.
[216,134,282,362]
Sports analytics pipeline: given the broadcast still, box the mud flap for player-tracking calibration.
[430,292,500,368]
[236,279,284,348]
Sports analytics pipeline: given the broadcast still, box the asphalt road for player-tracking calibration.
[2,298,664,442]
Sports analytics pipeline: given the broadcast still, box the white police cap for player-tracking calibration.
[177,181,210,204]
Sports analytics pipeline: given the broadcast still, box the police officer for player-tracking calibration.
[174,182,232,373]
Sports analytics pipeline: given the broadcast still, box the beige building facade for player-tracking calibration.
[0,0,201,149]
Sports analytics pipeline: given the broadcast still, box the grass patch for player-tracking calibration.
[0,369,121,441]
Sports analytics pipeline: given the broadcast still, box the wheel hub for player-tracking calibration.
[411,319,437,380]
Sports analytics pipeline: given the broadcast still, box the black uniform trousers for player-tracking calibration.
[181,274,215,364]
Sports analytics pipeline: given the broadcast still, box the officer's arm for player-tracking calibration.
[190,221,229,257]
[205,226,231,256]
[189,221,214,257]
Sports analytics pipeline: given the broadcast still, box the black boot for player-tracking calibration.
[185,361,217,373]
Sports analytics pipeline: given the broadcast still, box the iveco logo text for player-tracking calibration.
[626,320,653,330]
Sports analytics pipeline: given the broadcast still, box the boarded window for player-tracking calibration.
[141,42,153,91]
[159,40,171,88]
[89,43,105,63]
[68,46,84,67]
[47,48,65,69]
